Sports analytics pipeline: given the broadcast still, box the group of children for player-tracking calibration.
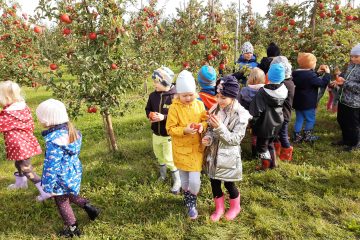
[0,41,359,236]
[145,42,360,221]
[0,81,100,238]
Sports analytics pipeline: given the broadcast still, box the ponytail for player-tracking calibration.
[67,121,79,143]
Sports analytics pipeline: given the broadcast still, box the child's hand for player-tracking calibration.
[150,112,164,122]
[323,65,330,73]
[202,136,211,146]
[184,124,198,135]
[209,114,220,129]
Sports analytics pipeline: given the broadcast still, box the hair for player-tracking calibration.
[247,67,265,85]
[67,121,79,143]
[0,81,24,106]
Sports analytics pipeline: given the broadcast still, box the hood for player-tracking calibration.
[43,126,82,156]
[263,84,288,107]
[160,86,176,96]
[240,87,259,103]
[3,101,32,123]
[237,54,257,63]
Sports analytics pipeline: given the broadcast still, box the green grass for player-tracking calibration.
[0,87,359,239]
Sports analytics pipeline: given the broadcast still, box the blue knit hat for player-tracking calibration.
[197,65,217,91]
[216,75,239,99]
[268,63,285,84]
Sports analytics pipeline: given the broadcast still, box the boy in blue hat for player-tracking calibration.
[249,63,288,170]
[197,65,217,110]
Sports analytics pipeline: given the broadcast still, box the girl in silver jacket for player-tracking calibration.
[202,75,252,222]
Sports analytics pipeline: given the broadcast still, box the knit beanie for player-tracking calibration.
[36,99,69,127]
[241,41,254,54]
[267,42,281,57]
[197,65,217,90]
[176,70,196,93]
[297,52,317,69]
[216,75,239,99]
[271,56,292,79]
[268,63,285,84]
[152,66,175,87]
[350,43,360,55]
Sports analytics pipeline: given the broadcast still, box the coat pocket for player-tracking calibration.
[216,148,239,169]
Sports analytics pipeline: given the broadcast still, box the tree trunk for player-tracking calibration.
[310,1,317,41]
[102,111,118,151]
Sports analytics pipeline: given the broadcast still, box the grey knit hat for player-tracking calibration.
[350,43,360,55]
[241,41,254,54]
[271,56,292,79]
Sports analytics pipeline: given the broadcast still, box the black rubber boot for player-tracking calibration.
[293,131,303,144]
[58,223,81,238]
[83,203,100,221]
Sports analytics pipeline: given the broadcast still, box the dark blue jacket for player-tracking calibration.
[292,70,331,110]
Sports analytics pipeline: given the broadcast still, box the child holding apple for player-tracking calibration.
[166,70,208,219]
[145,66,181,194]
[202,75,251,222]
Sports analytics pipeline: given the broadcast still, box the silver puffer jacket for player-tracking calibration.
[204,100,252,182]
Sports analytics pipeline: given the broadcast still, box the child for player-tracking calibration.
[249,63,288,170]
[270,57,295,161]
[334,43,360,151]
[233,41,259,85]
[166,70,207,219]
[197,65,217,110]
[258,42,281,74]
[36,99,100,238]
[238,67,265,157]
[145,66,181,194]
[202,75,251,222]
[292,53,331,143]
[0,80,50,201]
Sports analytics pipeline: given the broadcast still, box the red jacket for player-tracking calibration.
[0,101,42,160]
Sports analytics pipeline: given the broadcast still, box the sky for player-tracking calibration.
[13,0,360,18]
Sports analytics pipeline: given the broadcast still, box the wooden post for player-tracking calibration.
[310,1,317,41]
[102,111,118,151]
[234,0,241,64]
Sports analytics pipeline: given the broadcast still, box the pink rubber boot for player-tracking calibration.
[210,196,225,222]
[225,195,241,221]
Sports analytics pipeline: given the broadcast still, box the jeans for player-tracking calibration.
[294,109,316,132]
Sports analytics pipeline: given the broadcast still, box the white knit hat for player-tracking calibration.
[271,56,292,79]
[176,70,196,93]
[36,99,69,127]
[241,41,254,54]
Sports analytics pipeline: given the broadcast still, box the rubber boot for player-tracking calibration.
[58,223,81,238]
[279,146,293,161]
[35,182,52,202]
[274,141,281,157]
[303,130,319,143]
[184,191,198,219]
[225,195,241,221]
[84,203,100,221]
[158,164,167,181]
[210,195,225,222]
[170,170,181,195]
[255,152,272,171]
[292,131,303,144]
[7,172,28,190]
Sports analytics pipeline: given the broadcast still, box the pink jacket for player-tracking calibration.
[0,101,42,161]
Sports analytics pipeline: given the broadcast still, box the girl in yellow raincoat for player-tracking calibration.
[166,70,207,219]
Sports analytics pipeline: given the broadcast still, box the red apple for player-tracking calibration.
[87,106,97,113]
[276,11,284,17]
[191,40,198,45]
[63,28,71,35]
[219,63,225,70]
[353,16,358,21]
[319,12,326,19]
[319,3,324,9]
[336,10,342,15]
[289,19,296,25]
[334,4,340,10]
[88,32,97,40]
[49,63,58,70]
[211,50,219,57]
[148,111,156,120]
[60,14,72,24]
[34,26,42,34]
[221,44,229,50]
[281,26,288,31]
[198,34,206,40]
[190,123,201,130]
[207,54,215,61]
[182,62,190,69]
[346,15,353,21]
[111,63,118,70]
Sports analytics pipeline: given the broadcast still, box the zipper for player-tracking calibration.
[158,92,163,135]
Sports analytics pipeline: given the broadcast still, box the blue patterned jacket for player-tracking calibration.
[41,124,82,195]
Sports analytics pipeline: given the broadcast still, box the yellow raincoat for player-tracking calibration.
[166,98,207,172]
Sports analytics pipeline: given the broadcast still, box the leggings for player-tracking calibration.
[14,159,41,184]
[54,194,88,226]
[210,178,239,199]
[179,170,201,195]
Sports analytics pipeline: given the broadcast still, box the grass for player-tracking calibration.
[0,86,359,240]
